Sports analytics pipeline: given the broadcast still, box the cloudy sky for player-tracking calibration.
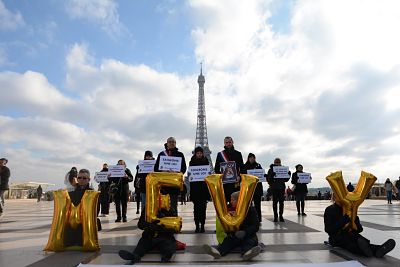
[1,0,400,190]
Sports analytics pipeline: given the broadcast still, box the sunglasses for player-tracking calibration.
[77,177,88,180]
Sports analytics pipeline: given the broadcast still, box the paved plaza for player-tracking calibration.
[0,199,399,267]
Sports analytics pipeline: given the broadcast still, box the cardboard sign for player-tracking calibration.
[138,160,156,174]
[188,165,211,182]
[159,156,182,172]
[220,161,238,184]
[94,172,109,182]
[247,169,266,182]
[108,165,126,177]
[273,166,290,179]
[298,172,311,184]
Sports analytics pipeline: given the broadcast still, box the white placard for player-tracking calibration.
[108,165,126,177]
[138,160,156,174]
[188,165,211,182]
[159,156,182,172]
[273,166,290,179]
[247,169,266,182]
[94,172,109,182]
[298,172,311,184]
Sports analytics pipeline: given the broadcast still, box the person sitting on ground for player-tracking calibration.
[203,191,261,261]
[64,169,102,247]
[118,205,176,264]
[324,193,395,258]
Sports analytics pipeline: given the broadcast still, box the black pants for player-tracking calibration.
[133,235,176,259]
[136,191,140,212]
[253,194,262,222]
[330,232,380,256]
[272,189,285,217]
[217,234,258,256]
[193,199,207,225]
[99,190,110,215]
[295,193,306,214]
[114,193,129,219]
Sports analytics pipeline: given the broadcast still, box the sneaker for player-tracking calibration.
[242,245,261,261]
[375,239,396,258]
[357,237,373,257]
[203,244,221,259]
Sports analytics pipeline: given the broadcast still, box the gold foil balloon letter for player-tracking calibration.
[205,174,258,232]
[145,172,183,233]
[44,190,100,252]
[326,171,376,231]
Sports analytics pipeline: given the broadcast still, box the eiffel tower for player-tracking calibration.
[194,64,213,170]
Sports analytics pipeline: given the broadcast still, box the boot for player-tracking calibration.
[195,222,200,233]
[200,223,205,233]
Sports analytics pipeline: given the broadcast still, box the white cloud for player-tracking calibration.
[65,0,129,38]
[0,0,25,31]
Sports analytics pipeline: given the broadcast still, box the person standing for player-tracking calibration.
[0,158,10,216]
[291,164,309,216]
[395,177,400,201]
[180,183,187,205]
[109,160,133,222]
[384,178,393,204]
[242,153,264,223]
[267,158,290,222]
[214,136,244,201]
[36,185,43,202]
[98,163,111,217]
[347,182,354,192]
[154,137,187,216]
[135,151,155,212]
[189,146,210,233]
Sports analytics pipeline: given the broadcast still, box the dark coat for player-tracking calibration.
[324,203,363,245]
[135,161,154,194]
[189,156,210,201]
[109,168,133,196]
[267,164,290,191]
[154,147,187,195]
[234,206,259,238]
[214,146,244,175]
[137,209,175,239]
[98,167,111,193]
[0,166,10,190]
[242,161,264,197]
[291,171,308,194]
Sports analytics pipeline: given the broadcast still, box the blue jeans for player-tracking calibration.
[387,191,392,203]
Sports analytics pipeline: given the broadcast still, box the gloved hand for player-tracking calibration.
[234,230,246,239]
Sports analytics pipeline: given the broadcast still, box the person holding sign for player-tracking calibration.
[154,137,187,215]
[267,158,290,222]
[214,136,244,201]
[135,151,155,212]
[324,193,396,257]
[203,191,261,261]
[189,146,210,233]
[291,164,310,216]
[97,163,111,217]
[242,153,264,223]
[109,160,133,222]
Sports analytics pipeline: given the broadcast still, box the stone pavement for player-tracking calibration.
[0,199,399,267]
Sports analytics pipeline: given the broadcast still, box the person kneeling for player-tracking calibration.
[203,191,261,261]
[118,209,176,264]
[324,193,395,258]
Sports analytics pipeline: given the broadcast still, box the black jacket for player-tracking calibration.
[230,206,259,239]
[134,159,154,194]
[0,166,10,190]
[109,168,133,195]
[242,161,264,197]
[137,209,175,239]
[214,146,244,175]
[267,164,290,191]
[98,167,111,192]
[291,171,308,194]
[154,147,187,195]
[189,156,210,201]
[324,203,363,245]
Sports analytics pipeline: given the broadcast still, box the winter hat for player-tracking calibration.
[194,146,204,153]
